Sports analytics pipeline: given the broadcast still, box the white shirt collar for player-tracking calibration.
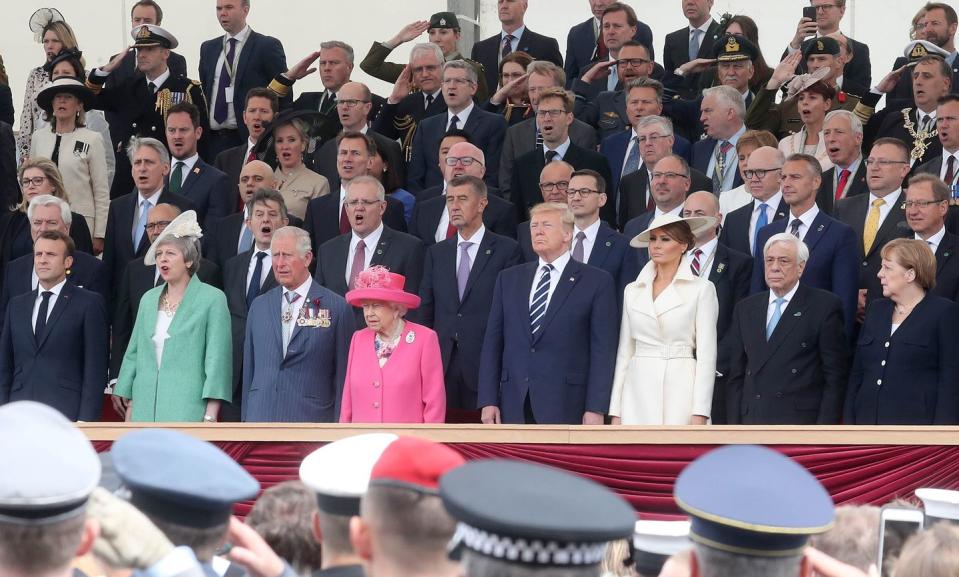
[574,218,602,243]
[869,188,902,206]
[544,138,572,160]
[458,224,486,245]
[227,25,252,43]
[137,188,162,205]
[448,101,475,125]
[502,26,525,40]
[655,203,684,218]
[37,277,67,296]
[769,281,800,305]
[789,203,820,232]
[694,237,718,261]
[916,225,947,248]
[285,274,312,300]
[754,191,782,209]
[146,68,171,89]
[689,18,714,34]
[351,221,384,248]
[172,152,200,172]
[538,250,571,273]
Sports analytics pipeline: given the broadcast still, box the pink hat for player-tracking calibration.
[345,265,421,310]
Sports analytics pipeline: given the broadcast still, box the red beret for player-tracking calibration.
[369,436,465,493]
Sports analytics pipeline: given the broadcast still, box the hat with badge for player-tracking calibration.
[299,433,398,516]
[903,40,950,62]
[440,459,636,567]
[713,34,759,63]
[131,24,178,49]
[801,36,840,59]
[111,429,260,528]
[369,436,465,493]
[632,520,691,576]
[429,11,460,30]
[0,401,100,524]
[915,488,959,525]
[674,445,834,557]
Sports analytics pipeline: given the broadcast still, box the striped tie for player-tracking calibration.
[529,265,553,335]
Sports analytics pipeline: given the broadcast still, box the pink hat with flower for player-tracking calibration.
[345,265,421,310]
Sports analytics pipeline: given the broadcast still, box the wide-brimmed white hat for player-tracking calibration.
[144,210,202,266]
[630,214,717,248]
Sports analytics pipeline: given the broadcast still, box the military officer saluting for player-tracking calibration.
[87,24,209,198]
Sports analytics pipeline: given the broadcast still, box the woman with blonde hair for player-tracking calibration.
[271,111,330,220]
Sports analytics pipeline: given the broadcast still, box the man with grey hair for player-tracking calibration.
[242,225,354,422]
[694,85,747,193]
[102,137,196,295]
[817,109,867,214]
[726,232,849,424]
[407,61,507,193]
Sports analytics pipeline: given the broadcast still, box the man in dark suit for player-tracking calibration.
[470,0,562,92]
[418,175,521,418]
[199,0,288,156]
[102,138,195,298]
[511,88,610,222]
[573,41,654,142]
[572,5,656,100]
[720,146,788,256]
[410,141,517,246]
[213,87,277,199]
[206,160,277,268]
[751,153,859,338]
[221,189,287,421]
[563,169,630,294]
[726,233,849,424]
[915,94,959,188]
[407,61,507,193]
[564,1,653,87]
[662,1,721,98]
[817,110,867,214]
[314,176,424,326]
[478,202,617,425]
[0,231,108,422]
[834,138,912,309]
[887,6,959,103]
[694,85,747,194]
[683,191,752,423]
[905,174,959,301]
[164,102,233,229]
[498,61,597,199]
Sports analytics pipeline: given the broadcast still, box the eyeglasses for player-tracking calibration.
[336,99,369,109]
[567,187,600,198]
[442,77,474,86]
[145,220,172,232]
[864,159,910,167]
[637,134,670,144]
[539,180,570,192]
[902,200,946,209]
[20,176,46,188]
[616,58,651,69]
[743,167,782,179]
[535,109,567,118]
[344,199,383,207]
[650,171,689,180]
[812,3,840,11]
[445,156,482,167]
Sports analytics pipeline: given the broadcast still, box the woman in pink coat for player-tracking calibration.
[340,266,446,423]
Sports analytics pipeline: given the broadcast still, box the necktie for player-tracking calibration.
[766,297,784,340]
[607,64,618,92]
[51,134,62,165]
[753,203,769,256]
[646,174,655,212]
[863,198,885,254]
[502,34,515,60]
[596,25,607,60]
[246,147,256,163]
[282,291,301,356]
[425,93,434,111]
[34,290,53,341]
[446,222,457,239]
[712,141,733,192]
[545,150,559,163]
[214,38,238,123]
[348,240,366,289]
[623,137,641,175]
[169,161,185,194]
[688,29,701,62]
[339,202,350,234]
[918,114,931,133]
[945,155,956,186]
[789,218,802,238]
[572,231,587,262]
[239,225,253,253]
[133,199,150,248]
[690,248,703,276]
[535,128,544,149]
[834,168,851,201]
[529,264,553,335]
[448,114,460,132]
[322,92,337,114]
[246,252,267,308]
[148,81,157,94]
[457,241,474,300]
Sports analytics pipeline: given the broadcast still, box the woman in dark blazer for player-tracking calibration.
[845,239,959,424]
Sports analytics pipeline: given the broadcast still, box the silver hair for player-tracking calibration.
[443,59,478,85]
[824,109,864,137]
[156,235,201,276]
[127,137,170,165]
[320,40,354,64]
[27,194,72,226]
[637,115,674,136]
[271,226,312,258]
[347,174,386,201]
[409,43,443,65]
[702,85,746,120]
[764,232,810,265]
[693,545,802,577]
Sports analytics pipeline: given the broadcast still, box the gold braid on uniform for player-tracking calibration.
[268,74,294,98]
[394,115,417,162]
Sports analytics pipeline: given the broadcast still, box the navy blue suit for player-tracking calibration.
[471,28,563,94]
[511,144,612,223]
[932,232,959,302]
[417,231,521,410]
[751,211,860,339]
[478,259,618,424]
[406,108,507,193]
[708,242,754,424]
[166,159,233,230]
[719,196,789,257]
[409,190,517,247]
[301,193,407,258]
[0,283,108,421]
[564,18,653,87]
[692,137,744,190]
[845,296,959,425]
[0,252,108,329]
[600,130,692,201]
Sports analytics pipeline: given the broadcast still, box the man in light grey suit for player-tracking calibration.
[242,226,354,422]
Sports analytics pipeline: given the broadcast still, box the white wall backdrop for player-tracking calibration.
[0,0,925,131]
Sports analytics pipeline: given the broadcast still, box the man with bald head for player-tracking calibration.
[207,159,285,267]
[682,191,752,423]
[720,146,789,256]
[411,140,517,246]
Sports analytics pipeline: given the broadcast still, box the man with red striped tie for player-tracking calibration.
[816,110,867,214]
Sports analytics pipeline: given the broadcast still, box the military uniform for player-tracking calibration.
[371,88,448,162]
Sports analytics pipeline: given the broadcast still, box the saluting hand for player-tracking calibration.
[390,20,430,47]
[101,48,130,74]
[581,59,616,84]
[490,72,529,106]
[875,65,909,94]
[285,50,322,81]
[767,51,803,90]
[678,58,717,75]
[389,65,413,104]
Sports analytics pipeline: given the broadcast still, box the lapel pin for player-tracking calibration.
[193,167,200,174]
[793,311,802,317]
[376,249,383,255]
[485,249,491,255]
[405,330,415,344]
[569,277,575,282]
[817,224,824,232]
[605,241,612,247]
[945,252,951,258]
[716,263,726,273]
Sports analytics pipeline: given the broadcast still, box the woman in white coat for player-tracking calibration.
[609,214,719,425]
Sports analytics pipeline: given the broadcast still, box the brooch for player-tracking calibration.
[405,330,415,344]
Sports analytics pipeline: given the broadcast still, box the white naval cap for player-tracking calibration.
[0,401,100,523]
[299,433,398,516]
[131,24,179,49]
[904,40,950,61]
[632,520,691,576]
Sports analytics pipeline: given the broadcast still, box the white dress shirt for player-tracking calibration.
[500,26,525,56]
[572,218,601,263]
[134,190,161,244]
[447,102,475,131]
[244,138,256,162]
[456,225,486,270]
[338,184,348,223]
[246,248,272,293]
[529,251,571,311]
[685,237,718,276]
[434,183,452,243]
[281,276,313,330]
[31,278,66,329]
[236,206,251,253]
[787,204,820,242]
[940,149,959,186]
[767,281,800,326]
[916,226,946,254]
[170,153,199,188]
[145,68,171,91]
[346,222,384,285]
[544,138,572,162]
[210,25,252,130]
[655,203,684,219]
[749,192,783,255]
[867,189,902,230]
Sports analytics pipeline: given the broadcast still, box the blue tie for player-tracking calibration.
[623,137,641,175]
[766,297,785,340]
[529,265,553,335]
[246,251,267,308]
[239,225,253,253]
[753,203,769,256]
[688,29,701,62]
[133,199,150,249]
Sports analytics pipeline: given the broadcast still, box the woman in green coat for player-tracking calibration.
[115,210,232,422]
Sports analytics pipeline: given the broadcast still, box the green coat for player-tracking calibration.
[115,275,232,422]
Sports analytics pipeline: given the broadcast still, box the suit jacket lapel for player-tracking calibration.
[847,196,867,249]
[370,228,393,266]
[587,224,614,270]
[803,212,830,252]
[178,160,204,197]
[774,198,789,222]
[708,244,729,282]
[287,281,322,351]
[755,286,807,372]
[533,260,580,343]
[233,31,256,86]
[520,262,538,343]
[937,235,957,274]
[36,283,74,350]
[462,233,495,303]
[869,199,906,257]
